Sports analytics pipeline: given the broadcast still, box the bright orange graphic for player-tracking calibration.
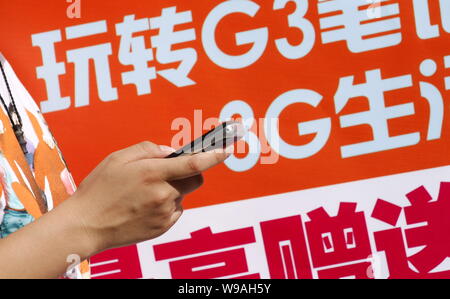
[1,0,449,208]
[0,0,449,279]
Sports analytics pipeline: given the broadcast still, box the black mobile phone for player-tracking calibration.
[165,120,245,158]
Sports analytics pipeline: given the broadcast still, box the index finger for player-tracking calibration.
[154,151,230,181]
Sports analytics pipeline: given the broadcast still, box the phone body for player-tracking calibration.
[165,120,245,158]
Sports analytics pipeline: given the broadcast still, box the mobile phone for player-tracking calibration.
[165,120,245,158]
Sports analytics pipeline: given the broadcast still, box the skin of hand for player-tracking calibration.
[0,141,230,279]
[70,141,230,252]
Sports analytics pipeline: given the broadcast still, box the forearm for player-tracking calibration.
[0,198,97,279]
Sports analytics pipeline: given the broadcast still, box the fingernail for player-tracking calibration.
[212,148,232,158]
[159,145,175,152]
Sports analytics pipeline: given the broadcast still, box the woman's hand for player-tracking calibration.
[67,141,229,254]
[0,141,228,278]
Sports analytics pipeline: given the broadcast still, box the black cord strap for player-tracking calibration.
[0,60,47,212]
[0,61,28,155]
[0,61,23,127]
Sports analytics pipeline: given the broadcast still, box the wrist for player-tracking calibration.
[54,194,105,259]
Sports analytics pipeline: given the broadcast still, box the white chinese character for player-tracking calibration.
[150,7,197,87]
[335,69,419,158]
[65,21,118,108]
[116,15,156,96]
[418,59,444,140]
[31,30,70,113]
[318,0,402,53]
[412,0,450,39]
[445,55,450,90]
